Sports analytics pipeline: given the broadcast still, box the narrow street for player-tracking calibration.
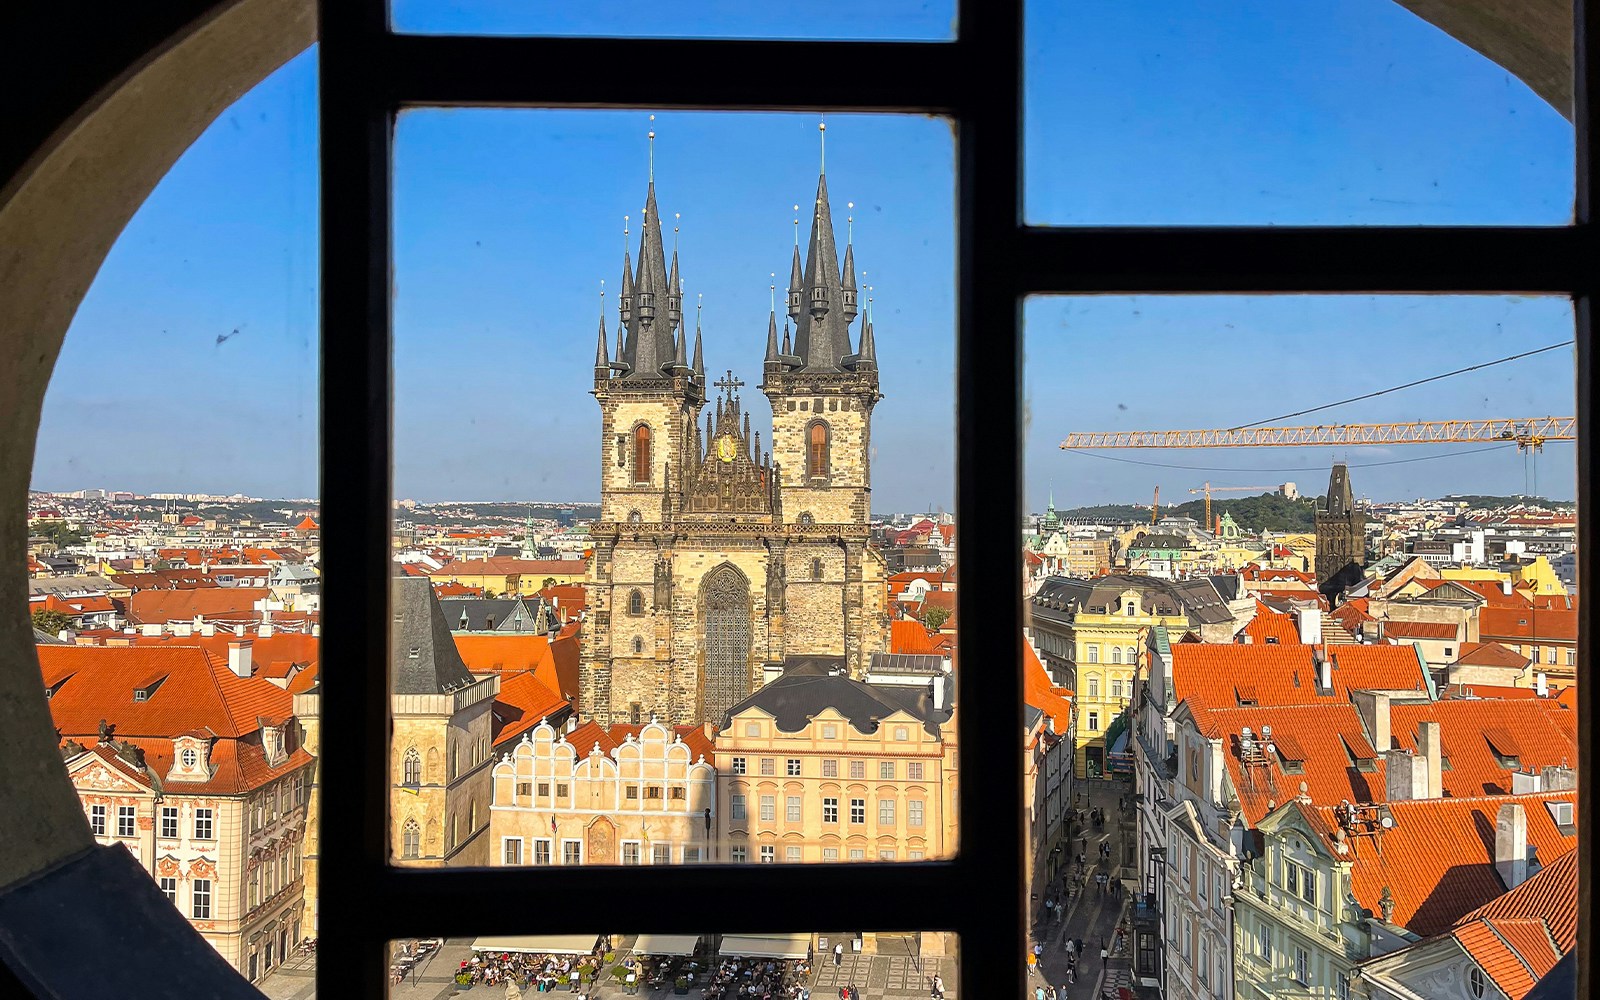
[1029,778,1143,1000]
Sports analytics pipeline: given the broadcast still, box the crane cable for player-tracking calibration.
[1228,341,1574,430]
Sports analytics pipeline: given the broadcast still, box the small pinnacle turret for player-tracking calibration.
[841,240,858,324]
[594,313,609,375]
[764,311,780,366]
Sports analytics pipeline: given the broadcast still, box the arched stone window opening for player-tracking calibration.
[807,420,830,478]
[402,747,421,785]
[633,424,652,484]
[632,637,645,655]
[812,557,823,581]
[628,589,644,616]
[402,819,420,860]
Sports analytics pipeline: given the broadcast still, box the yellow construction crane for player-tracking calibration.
[1062,417,1574,451]
[1188,482,1286,527]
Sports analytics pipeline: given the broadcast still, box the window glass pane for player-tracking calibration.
[392,109,955,867]
[1025,2,1573,224]
[1026,293,1579,999]
[29,48,321,987]
[390,0,957,41]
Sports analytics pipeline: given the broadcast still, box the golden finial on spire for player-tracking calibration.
[648,114,656,181]
[819,116,827,172]
[793,205,800,246]
[697,292,704,323]
[599,280,606,316]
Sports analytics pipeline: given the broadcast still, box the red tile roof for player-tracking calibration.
[433,557,587,578]
[453,629,581,703]
[1451,642,1531,669]
[1389,699,1576,797]
[1480,606,1577,644]
[1024,643,1073,733]
[890,620,938,655]
[556,720,715,763]
[1460,846,1577,956]
[1196,703,1382,825]
[295,516,319,531]
[1242,602,1300,646]
[538,585,588,616]
[1382,620,1461,640]
[1298,790,1577,936]
[492,670,571,747]
[1170,644,1428,713]
[124,631,319,677]
[127,587,270,624]
[39,645,292,739]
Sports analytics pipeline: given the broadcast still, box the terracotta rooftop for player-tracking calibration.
[454,631,580,703]
[126,587,270,624]
[1170,643,1428,713]
[1480,606,1577,643]
[1389,698,1575,797]
[1450,642,1532,670]
[1382,619,1462,641]
[492,670,571,747]
[890,619,938,655]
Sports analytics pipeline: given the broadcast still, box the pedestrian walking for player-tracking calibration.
[1034,985,1046,1000]
[1064,939,1076,959]
[1065,965,1075,985]
[834,943,844,966]
[1100,938,1109,962]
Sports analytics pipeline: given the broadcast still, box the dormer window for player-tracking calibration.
[181,749,198,769]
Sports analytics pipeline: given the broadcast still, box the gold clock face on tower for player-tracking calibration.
[716,435,737,463]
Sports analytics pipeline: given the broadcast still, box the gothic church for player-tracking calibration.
[580,162,889,727]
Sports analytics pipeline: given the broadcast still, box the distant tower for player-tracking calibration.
[1315,463,1365,600]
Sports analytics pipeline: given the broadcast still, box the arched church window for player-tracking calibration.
[402,747,421,785]
[812,558,823,580]
[402,819,420,860]
[628,509,643,524]
[633,424,652,484]
[632,637,644,655]
[807,421,830,478]
[628,589,644,616]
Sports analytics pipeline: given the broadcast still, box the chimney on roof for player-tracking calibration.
[259,620,274,639]
[227,640,253,678]
[200,621,215,637]
[1352,690,1392,752]
[1385,748,1427,801]
[1318,653,1332,691]
[1495,801,1530,890]
[1540,764,1577,791]
[1296,607,1322,646]
[1501,578,1513,596]
[1536,672,1548,698]
[1417,720,1443,798]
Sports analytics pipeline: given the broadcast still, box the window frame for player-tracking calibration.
[310,3,1599,997]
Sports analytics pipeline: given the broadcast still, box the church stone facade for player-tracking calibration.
[581,168,889,727]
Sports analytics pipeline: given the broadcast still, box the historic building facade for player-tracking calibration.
[1315,463,1366,600]
[581,166,888,727]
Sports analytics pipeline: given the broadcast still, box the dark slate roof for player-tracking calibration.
[1030,574,1232,626]
[1323,462,1355,516]
[33,628,67,645]
[1207,574,1242,602]
[392,577,478,696]
[721,663,952,738]
[439,597,551,634]
[1127,533,1191,550]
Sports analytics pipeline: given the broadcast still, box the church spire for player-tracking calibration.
[857,288,877,370]
[786,167,852,371]
[692,296,705,380]
[594,286,609,377]
[840,207,859,325]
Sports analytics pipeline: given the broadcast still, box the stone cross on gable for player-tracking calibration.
[712,370,745,394]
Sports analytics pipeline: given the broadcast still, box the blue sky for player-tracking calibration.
[32,2,1577,510]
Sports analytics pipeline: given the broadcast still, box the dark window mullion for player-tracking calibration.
[376,33,963,113]
[317,0,393,996]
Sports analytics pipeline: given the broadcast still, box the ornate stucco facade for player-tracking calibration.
[581,168,888,727]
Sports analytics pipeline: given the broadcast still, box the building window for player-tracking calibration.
[627,786,639,800]
[849,848,866,861]
[159,877,177,904]
[732,757,746,775]
[653,844,672,864]
[731,845,748,864]
[1566,649,1576,666]
[823,759,838,777]
[787,846,802,863]
[1294,947,1310,986]
[1257,924,1271,961]
[850,799,866,824]
[403,747,421,785]
[879,761,895,779]
[632,637,644,655]
[786,758,802,776]
[760,757,775,776]
[116,806,135,838]
[1126,646,1136,664]
[908,761,925,780]
[760,845,775,863]
[1111,646,1121,664]
[812,557,823,580]
[731,794,746,821]
[1338,973,1353,1000]
[850,760,865,779]
[89,805,105,836]
[503,837,523,865]
[909,800,924,827]
[1087,645,1098,664]
[823,798,839,823]
[622,842,641,865]
[1088,711,1099,731]
[823,848,839,861]
[633,424,652,484]
[760,795,775,821]
[878,799,896,825]
[160,806,177,839]
[627,589,644,615]
[562,841,583,865]
[879,849,896,861]
[787,795,802,822]
[1199,938,1209,984]
[193,808,213,841]
[1467,967,1486,999]
[1111,678,1123,699]
[533,840,552,865]
[807,420,830,477]
[192,879,212,920]
[403,819,420,859]
[821,723,836,739]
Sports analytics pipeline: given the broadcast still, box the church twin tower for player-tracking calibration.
[580,163,890,727]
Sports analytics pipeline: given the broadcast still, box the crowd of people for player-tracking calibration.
[451,950,606,993]
[701,956,810,1000]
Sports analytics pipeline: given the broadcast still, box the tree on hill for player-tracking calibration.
[32,522,86,547]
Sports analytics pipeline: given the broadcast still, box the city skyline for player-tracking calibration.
[29,2,1577,510]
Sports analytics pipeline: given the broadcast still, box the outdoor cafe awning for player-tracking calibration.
[717,933,811,959]
[633,934,702,956]
[471,934,600,955]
